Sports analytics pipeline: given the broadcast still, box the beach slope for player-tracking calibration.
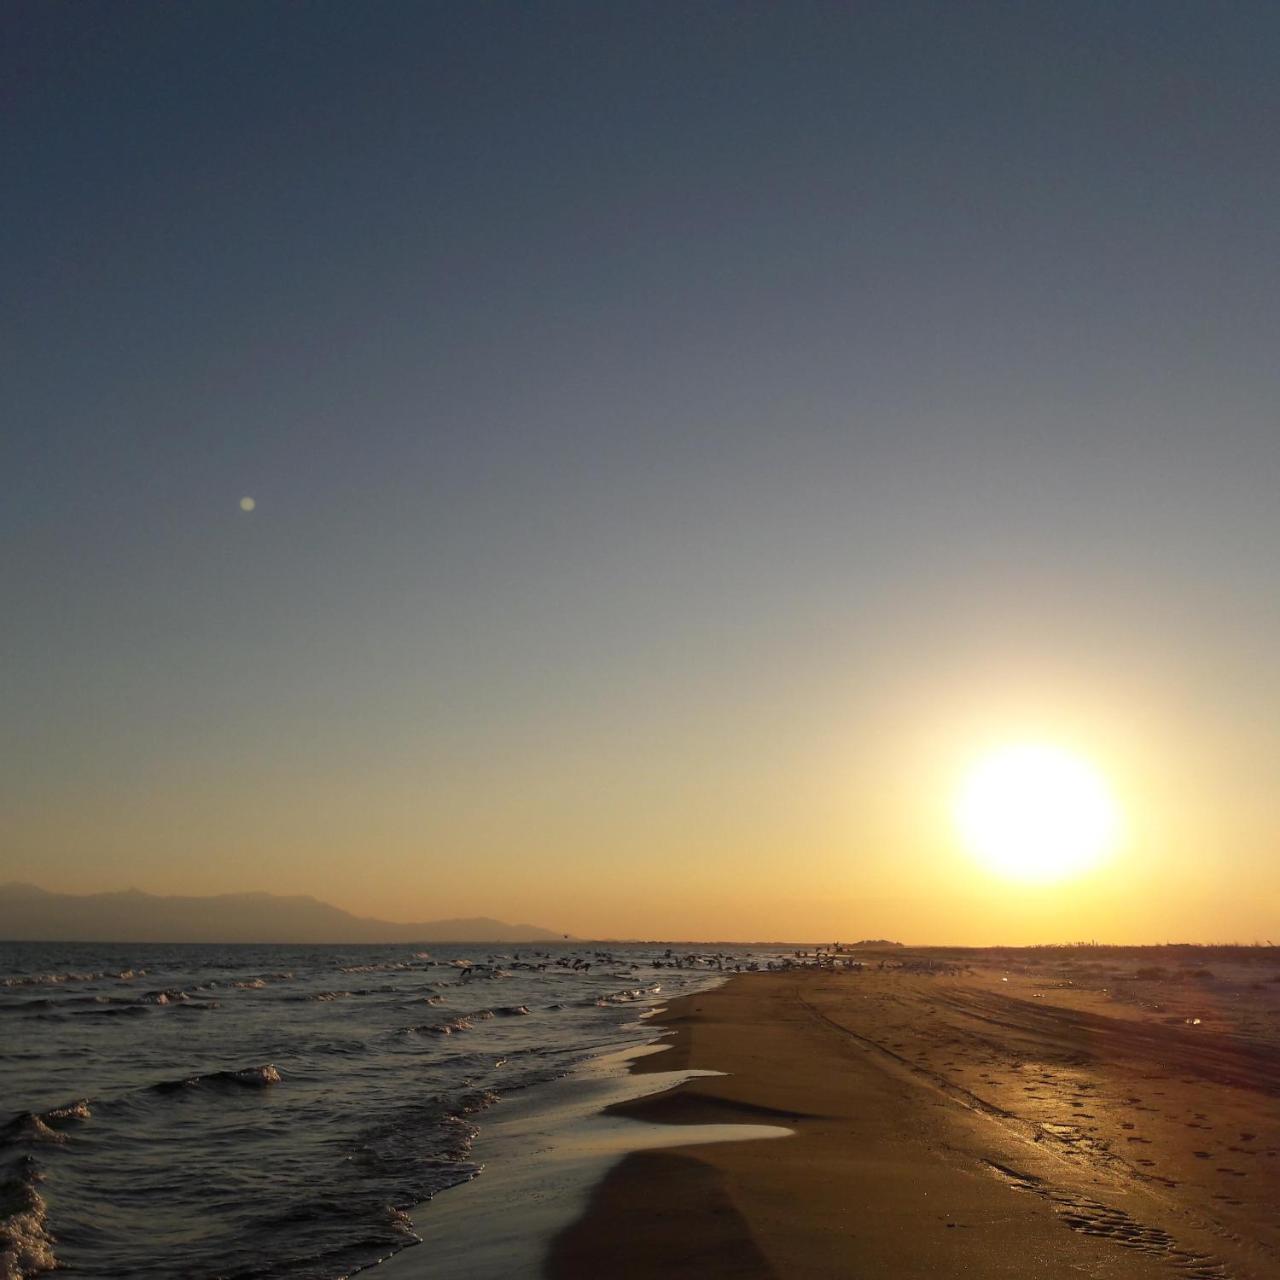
[551,964,1279,1279]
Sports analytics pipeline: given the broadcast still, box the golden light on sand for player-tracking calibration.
[955,743,1119,882]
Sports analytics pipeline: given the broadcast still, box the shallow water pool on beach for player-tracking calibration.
[0,941,780,1279]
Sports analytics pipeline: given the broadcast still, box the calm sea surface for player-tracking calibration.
[0,940,776,1279]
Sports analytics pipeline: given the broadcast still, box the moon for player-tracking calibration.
[239,496,256,511]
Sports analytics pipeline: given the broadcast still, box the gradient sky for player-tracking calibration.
[5,2,1280,942]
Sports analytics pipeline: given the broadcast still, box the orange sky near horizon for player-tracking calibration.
[9,628,1277,945]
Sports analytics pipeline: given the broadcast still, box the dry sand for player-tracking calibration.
[550,953,1280,1279]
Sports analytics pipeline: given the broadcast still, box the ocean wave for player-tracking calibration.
[0,1001,54,1014]
[0,993,148,1015]
[455,1089,499,1116]
[0,969,144,988]
[1,940,752,1279]
[0,1101,90,1149]
[594,983,662,1006]
[413,1018,474,1036]
[101,987,219,1012]
[222,972,295,989]
[308,1038,369,1057]
[149,1064,282,1095]
[39,1102,89,1126]
[0,1119,56,1150]
[414,1003,529,1024]
[138,989,192,1005]
[233,1091,498,1277]
[0,1159,56,1280]
[455,965,513,980]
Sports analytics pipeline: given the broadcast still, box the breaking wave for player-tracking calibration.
[0,1159,56,1280]
[149,1064,282,1095]
[0,1102,91,1149]
[1,969,143,988]
[0,939,751,1279]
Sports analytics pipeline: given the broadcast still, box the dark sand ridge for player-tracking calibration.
[550,960,1280,1279]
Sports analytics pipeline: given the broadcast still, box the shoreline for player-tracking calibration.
[549,964,1279,1279]
[375,987,789,1279]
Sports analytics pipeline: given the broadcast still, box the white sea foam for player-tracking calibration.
[228,1064,282,1087]
[150,1063,282,1094]
[41,1102,89,1126]
[0,1169,56,1280]
[418,1018,474,1036]
[594,984,662,1006]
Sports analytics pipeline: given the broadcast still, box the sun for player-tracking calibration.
[954,743,1119,882]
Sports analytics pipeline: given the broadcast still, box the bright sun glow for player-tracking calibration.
[955,744,1119,882]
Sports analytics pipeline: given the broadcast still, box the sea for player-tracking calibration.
[0,940,779,1279]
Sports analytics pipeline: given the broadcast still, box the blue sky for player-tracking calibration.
[5,2,1280,940]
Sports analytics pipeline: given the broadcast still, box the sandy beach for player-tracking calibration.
[551,952,1280,1279]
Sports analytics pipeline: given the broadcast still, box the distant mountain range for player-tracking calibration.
[0,883,568,944]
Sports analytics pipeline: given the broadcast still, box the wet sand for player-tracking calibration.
[550,955,1280,1279]
[376,1042,789,1280]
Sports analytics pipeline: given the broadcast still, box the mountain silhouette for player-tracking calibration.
[0,883,568,944]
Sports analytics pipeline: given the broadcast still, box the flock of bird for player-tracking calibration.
[441,946,965,985]
[446,948,770,981]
